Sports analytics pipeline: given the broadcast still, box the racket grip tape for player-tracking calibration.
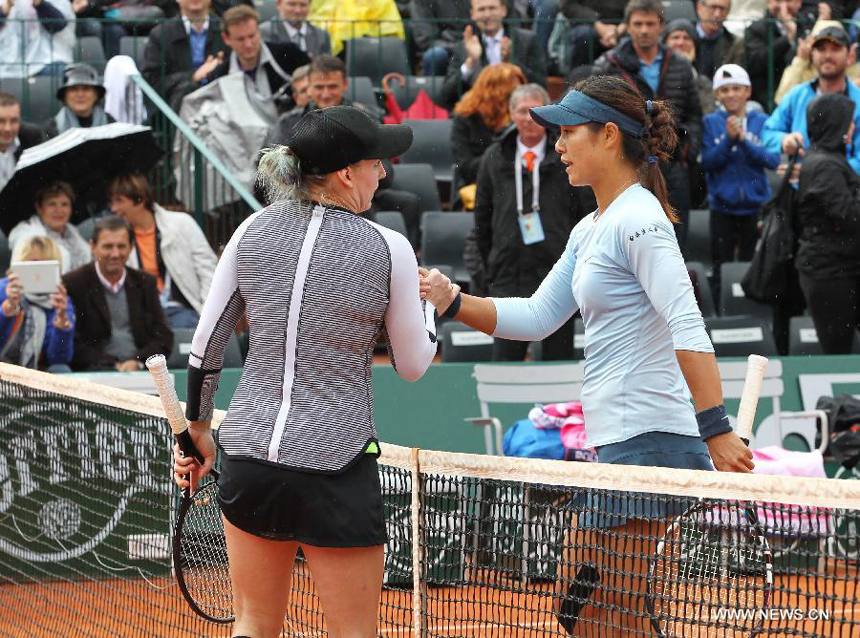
[736,354,769,444]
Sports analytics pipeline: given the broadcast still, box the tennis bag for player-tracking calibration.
[741,155,798,304]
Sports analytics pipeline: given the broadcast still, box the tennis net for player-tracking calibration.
[0,363,857,637]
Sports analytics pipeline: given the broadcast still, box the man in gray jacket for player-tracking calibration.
[259,0,331,56]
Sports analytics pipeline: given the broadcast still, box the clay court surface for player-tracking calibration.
[1,562,856,637]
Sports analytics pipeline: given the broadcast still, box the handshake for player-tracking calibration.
[418,267,460,316]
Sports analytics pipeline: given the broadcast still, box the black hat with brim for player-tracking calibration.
[287,106,413,175]
[812,25,850,49]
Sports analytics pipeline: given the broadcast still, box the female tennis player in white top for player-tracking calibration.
[424,75,756,634]
[173,107,440,638]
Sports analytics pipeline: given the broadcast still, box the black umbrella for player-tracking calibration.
[0,123,163,234]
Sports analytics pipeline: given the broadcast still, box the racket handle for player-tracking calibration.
[736,354,769,444]
[175,428,206,466]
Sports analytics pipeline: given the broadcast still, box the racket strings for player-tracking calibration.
[650,504,771,637]
[177,481,234,621]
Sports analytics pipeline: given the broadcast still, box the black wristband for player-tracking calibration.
[442,292,462,319]
[695,404,733,442]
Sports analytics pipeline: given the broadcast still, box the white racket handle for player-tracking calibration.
[736,354,769,443]
[145,354,188,436]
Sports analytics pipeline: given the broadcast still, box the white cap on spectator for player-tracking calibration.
[712,64,751,90]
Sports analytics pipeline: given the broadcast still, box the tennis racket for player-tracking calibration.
[646,354,774,638]
[146,354,234,624]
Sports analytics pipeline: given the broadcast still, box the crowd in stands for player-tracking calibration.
[2,0,860,371]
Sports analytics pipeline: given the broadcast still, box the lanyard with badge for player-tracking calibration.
[514,147,545,245]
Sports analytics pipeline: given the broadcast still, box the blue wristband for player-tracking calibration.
[695,404,732,442]
[442,292,462,319]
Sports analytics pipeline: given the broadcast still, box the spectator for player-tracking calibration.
[762,24,860,175]
[451,63,526,187]
[8,182,91,273]
[775,20,860,103]
[701,64,780,300]
[695,0,735,79]
[440,0,546,110]
[548,0,628,74]
[63,215,173,371]
[410,0,470,76]
[266,54,377,145]
[745,0,815,109]
[0,235,74,371]
[206,4,310,124]
[44,63,115,138]
[592,0,702,253]
[474,83,594,361]
[107,173,216,328]
[795,92,860,354]
[259,0,331,56]
[662,18,718,114]
[288,63,310,108]
[0,0,75,78]
[724,0,766,38]
[309,0,406,56]
[0,92,44,192]
[141,0,230,112]
[71,0,127,59]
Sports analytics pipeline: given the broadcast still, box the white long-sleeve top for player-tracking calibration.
[492,184,714,447]
[186,200,437,472]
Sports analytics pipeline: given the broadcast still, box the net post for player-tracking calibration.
[410,447,426,637]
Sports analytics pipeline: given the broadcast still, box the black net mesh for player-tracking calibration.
[0,376,857,636]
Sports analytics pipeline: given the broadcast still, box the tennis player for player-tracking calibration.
[173,106,439,638]
[424,75,755,634]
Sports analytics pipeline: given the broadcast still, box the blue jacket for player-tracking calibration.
[762,78,860,175]
[701,109,780,215]
[0,278,75,367]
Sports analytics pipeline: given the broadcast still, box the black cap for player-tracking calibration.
[812,25,850,49]
[287,106,413,175]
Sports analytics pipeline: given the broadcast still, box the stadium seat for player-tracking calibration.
[76,217,97,242]
[441,322,494,362]
[400,119,455,183]
[573,317,585,360]
[788,315,860,355]
[74,36,107,70]
[373,211,407,237]
[391,75,446,110]
[344,37,410,86]
[167,327,244,369]
[0,232,10,272]
[119,36,148,68]
[256,1,279,22]
[345,76,378,109]
[662,0,697,22]
[420,211,474,284]
[704,316,778,358]
[685,209,711,268]
[1,76,60,123]
[686,261,717,318]
[390,163,442,213]
[719,261,773,322]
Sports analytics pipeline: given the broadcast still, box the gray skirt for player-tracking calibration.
[577,431,714,529]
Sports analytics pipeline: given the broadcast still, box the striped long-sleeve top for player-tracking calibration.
[186,200,437,473]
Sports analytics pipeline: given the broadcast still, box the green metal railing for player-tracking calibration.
[130,73,262,251]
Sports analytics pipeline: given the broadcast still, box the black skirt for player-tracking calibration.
[216,452,387,547]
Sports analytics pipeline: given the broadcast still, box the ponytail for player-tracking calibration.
[256,145,327,205]
[573,75,680,223]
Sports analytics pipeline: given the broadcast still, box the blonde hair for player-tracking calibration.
[256,145,329,204]
[12,236,64,271]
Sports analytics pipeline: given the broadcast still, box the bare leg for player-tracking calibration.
[556,516,665,637]
[223,515,299,638]
[301,544,385,638]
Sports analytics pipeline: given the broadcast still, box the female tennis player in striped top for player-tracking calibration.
[173,106,439,638]
[425,75,756,634]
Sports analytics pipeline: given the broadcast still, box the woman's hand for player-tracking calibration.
[420,267,460,315]
[173,422,216,491]
[706,431,755,473]
[2,273,22,317]
[51,282,72,330]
